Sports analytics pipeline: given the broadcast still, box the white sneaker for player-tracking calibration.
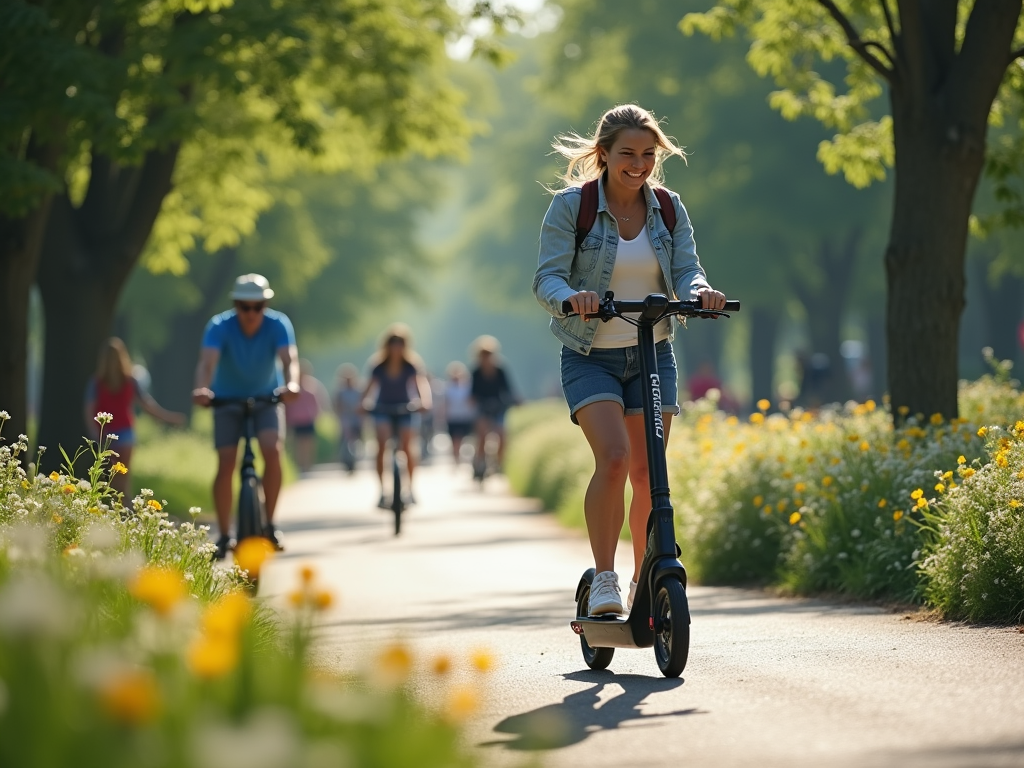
[627,579,638,611]
[588,571,623,616]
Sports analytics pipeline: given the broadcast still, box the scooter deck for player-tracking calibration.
[570,613,653,649]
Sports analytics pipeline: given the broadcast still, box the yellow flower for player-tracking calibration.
[830,457,842,465]
[187,636,239,679]
[111,462,128,475]
[788,511,802,525]
[865,400,876,412]
[749,412,765,425]
[781,470,793,479]
[146,499,162,511]
[934,483,946,494]
[896,439,911,452]
[757,399,770,412]
[915,497,928,510]
[978,427,988,437]
[776,499,788,512]
[21,479,29,489]
[859,441,870,452]
[942,470,953,480]
[444,685,480,722]
[130,566,186,616]
[910,489,924,500]
[961,468,976,479]
[1010,499,1022,509]
[62,484,76,494]
[957,455,966,465]
[98,668,161,725]
[234,537,276,578]
[299,564,316,585]
[88,506,100,515]
[753,495,764,507]
[847,434,860,443]
[892,510,904,522]
[877,499,887,508]
[470,648,496,673]
[49,471,60,482]
[431,654,453,676]
[930,413,943,426]
[822,476,833,487]
[897,405,910,416]
[313,590,334,611]
[761,505,773,515]
[202,592,252,639]
[996,453,1009,468]
[726,415,739,426]
[1015,420,1024,434]
[51,513,63,524]
[794,482,806,494]
[376,643,413,685]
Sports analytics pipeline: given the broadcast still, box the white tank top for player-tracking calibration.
[592,228,671,349]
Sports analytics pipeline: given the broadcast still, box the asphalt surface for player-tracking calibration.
[260,459,1024,768]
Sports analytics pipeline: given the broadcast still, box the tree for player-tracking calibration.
[1,0,480,457]
[684,1,1024,418]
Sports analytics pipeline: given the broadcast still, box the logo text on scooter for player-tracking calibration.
[650,374,664,439]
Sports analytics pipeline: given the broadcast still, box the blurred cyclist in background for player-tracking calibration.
[333,363,364,473]
[442,361,475,466]
[470,335,519,477]
[361,324,432,506]
[286,359,330,474]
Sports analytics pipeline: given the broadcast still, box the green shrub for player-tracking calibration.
[920,424,1024,622]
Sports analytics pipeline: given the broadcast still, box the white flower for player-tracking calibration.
[107,433,118,441]
[851,528,861,538]
[192,710,299,768]
[189,506,202,516]
[0,574,77,638]
[94,412,113,425]
[140,488,154,498]
[0,410,9,421]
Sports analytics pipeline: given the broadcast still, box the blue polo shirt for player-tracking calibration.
[202,309,295,398]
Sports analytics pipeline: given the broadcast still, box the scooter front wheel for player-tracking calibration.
[576,582,614,670]
[653,578,690,678]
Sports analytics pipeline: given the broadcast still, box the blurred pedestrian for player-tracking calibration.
[286,359,331,474]
[361,324,432,506]
[333,363,364,473]
[84,337,185,496]
[470,335,519,477]
[686,361,722,401]
[443,361,475,465]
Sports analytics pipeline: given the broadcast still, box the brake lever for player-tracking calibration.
[690,309,731,319]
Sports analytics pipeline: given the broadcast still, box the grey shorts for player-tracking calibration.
[213,402,285,449]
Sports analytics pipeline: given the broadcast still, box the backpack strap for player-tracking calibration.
[576,181,677,249]
[653,187,677,232]
[574,178,600,251]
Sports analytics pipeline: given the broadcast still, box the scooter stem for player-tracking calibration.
[636,320,676,559]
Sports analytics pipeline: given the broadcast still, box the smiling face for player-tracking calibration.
[599,127,658,193]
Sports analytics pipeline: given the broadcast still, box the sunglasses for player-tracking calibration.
[236,302,266,313]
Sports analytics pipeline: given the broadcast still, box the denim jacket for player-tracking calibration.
[533,179,711,354]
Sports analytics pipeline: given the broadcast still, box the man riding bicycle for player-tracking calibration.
[192,274,300,560]
[470,335,519,477]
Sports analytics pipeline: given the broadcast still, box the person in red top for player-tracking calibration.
[84,337,185,494]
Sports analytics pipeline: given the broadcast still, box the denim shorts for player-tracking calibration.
[372,412,419,431]
[560,340,680,424]
[213,402,284,449]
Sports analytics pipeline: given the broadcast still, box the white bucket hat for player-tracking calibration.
[231,273,275,301]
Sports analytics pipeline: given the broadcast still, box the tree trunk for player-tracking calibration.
[36,146,180,464]
[748,305,781,407]
[147,248,239,418]
[884,0,1021,420]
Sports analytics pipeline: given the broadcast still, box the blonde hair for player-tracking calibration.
[95,337,132,391]
[369,323,424,370]
[551,104,685,189]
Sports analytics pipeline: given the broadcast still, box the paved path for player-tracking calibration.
[260,462,1024,768]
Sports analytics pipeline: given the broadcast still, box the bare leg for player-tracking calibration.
[111,445,132,497]
[214,445,238,536]
[400,426,417,485]
[451,435,463,464]
[575,401,631,574]
[625,413,674,582]
[495,425,507,470]
[296,432,316,473]
[375,421,389,484]
[258,430,282,523]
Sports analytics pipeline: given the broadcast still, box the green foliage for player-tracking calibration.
[506,374,1024,620]
[0,415,481,768]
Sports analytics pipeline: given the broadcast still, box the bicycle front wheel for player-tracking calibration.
[391,454,403,535]
[237,476,265,541]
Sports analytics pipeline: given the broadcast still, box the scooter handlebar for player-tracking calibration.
[560,295,740,318]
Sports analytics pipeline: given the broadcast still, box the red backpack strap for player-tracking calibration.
[575,179,599,251]
[654,187,677,233]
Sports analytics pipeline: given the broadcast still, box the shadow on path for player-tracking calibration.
[482,670,702,751]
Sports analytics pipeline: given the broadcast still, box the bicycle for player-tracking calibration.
[210,392,282,557]
[563,291,739,678]
[375,403,416,535]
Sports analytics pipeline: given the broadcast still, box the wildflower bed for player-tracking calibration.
[507,369,1024,624]
[0,414,481,767]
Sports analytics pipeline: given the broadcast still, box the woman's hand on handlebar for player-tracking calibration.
[192,388,214,407]
[697,287,727,312]
[566,291,601,320]
[277,382,301,404]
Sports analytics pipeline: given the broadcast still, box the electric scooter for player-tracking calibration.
[562,291,739,678]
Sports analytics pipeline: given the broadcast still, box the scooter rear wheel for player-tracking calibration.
[576,583,614,670]
[653,578,689,677]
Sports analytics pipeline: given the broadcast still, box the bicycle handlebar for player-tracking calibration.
[560,292,740,321]
[209,392,283,408]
